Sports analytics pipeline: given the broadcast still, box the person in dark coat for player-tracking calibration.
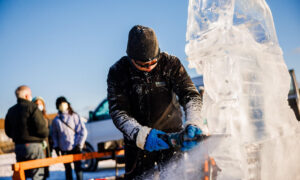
[5,85,49,180]
[107,25,208,179]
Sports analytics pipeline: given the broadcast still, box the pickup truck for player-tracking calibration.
[82,99,123,171]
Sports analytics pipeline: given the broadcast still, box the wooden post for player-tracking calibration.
[12,163,25,180]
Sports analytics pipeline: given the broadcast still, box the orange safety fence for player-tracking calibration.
[12,150,124,180]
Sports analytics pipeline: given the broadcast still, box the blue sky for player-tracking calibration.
[0,0,299,118]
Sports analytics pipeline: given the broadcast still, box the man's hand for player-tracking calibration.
[186,125,202,138]
[144,129,170,152]
[181,125,202,151]
[42,140,48,149]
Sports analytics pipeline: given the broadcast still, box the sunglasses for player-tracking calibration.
[133,58,158,68]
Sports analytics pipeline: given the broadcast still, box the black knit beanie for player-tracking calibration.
[126,25,160,62]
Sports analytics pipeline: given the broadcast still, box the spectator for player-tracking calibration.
[5,85,49,180]
[32,96,52,179]
[51,96,87,180]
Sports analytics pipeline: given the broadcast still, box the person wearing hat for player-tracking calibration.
[51,96,87,180]
[107,25,207,179]
[32,96,52,179]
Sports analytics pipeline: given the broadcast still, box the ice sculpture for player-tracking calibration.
[185,0,300,179]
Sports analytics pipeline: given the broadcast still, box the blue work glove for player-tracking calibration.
[181,125,202,151]
[144,129,170,152]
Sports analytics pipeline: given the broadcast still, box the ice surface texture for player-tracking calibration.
[184,0,300,179]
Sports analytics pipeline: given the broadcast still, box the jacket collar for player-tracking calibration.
[17,98,30,103]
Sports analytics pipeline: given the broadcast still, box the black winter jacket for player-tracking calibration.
[107,52,202,144]
[5,98,49,144]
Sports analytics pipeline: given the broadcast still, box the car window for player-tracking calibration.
[94,100,111,120]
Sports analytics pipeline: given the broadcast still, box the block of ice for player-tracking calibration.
[184,0,300,179]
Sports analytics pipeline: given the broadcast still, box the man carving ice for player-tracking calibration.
[107,25,207,179]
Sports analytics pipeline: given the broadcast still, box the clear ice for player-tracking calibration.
[183,0,300,179]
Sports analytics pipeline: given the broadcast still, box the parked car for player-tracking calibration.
[82,99,123,171]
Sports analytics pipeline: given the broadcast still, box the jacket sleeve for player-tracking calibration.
[169,56,206,132]
[4,109,13,138]
[107,66,143,142]
[31,107,49,138]
[74,114,88,148]
[51,118,59,148]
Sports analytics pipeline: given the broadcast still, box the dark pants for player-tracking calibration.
[61,150,83,180]
[43,138,51,179]
[15,143,45,180]
[124,144,182,180]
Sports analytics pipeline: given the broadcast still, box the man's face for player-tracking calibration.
[26,89,33,101]
[59,102,69,113]
[131,58,158,72]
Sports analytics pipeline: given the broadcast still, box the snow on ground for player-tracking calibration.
[0,153,124,180]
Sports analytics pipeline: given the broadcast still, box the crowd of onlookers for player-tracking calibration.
[4,85,87,180]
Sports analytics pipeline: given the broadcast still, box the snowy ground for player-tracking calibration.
[0,153,124,180]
